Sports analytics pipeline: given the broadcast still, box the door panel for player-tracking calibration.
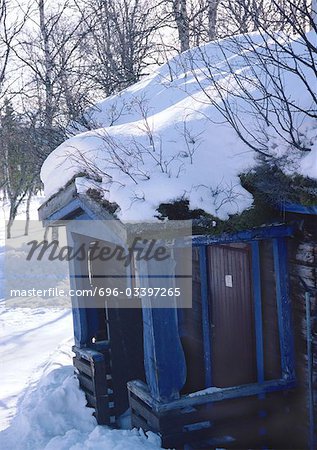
[208,244,256,387]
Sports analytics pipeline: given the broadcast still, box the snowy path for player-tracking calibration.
[0,306,73,430]
[0,199,73,431]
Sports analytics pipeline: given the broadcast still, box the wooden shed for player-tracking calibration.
[38,178,317,449]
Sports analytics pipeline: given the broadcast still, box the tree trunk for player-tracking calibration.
[24,188,33,236]
[207,0,219,41]
[38,0,54,132]
[312,0,317,28]
[6,217,12,239]
[44,226,49,240]
[173,0,190,52]
[6,202,17,239]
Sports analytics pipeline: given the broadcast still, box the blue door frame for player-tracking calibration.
[193,224,295,392]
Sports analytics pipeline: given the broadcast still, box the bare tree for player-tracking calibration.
[166,0,220,51]
[0,0,11,90]
[13,0,92,154]
[218,0,266,35]
[172,0,190,51]
[0,100,40,238]
[165,0,272,52]
[186,0,316,164]
[313,0,317,25]
[0,1,88,229]
[76,0,161,97]
[0,0,27,97]
[207,0,219,40]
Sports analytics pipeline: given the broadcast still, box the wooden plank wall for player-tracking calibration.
[178,247,205,394]
[260,240,282,380]
[287,215,317,445]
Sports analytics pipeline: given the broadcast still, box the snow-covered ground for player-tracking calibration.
[0,198,162,449]
[0,197,73,432]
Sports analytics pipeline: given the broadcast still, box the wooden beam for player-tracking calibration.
[273,238,295,380]
[251,241,264,384]
[193,225,294,247]
[281,202,317,215]
[139,258,187,402]
[127,378,296,414]
[198,246,212,387]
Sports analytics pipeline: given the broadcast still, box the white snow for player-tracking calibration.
[298,142,317,179]
[41,31,317,221]
[0,366,161,450]
[189,386,222,397]
[0,198,73,431]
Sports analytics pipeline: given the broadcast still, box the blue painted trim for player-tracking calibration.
[71,307,88,347]
[75,274,192,279]
[199,246,212,387]
[44,197,102,222]
[280,202,317,215]
[85,308,102,343]
[128,377,296,413]
[305,291,316,450]
[273,238,295,380]
[46,201,105,347]
[251,241,265,384]
[193,225,294,246]
[142,307,187,402]
[45,198,83,221]
[67,230,99,347]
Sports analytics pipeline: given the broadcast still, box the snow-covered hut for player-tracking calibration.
[38,32,317,449]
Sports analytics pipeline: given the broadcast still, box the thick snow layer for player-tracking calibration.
[0,366,161,450]
[41,32,317,220]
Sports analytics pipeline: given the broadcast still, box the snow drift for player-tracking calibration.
[0,366,161,450]
[41,31,317,221]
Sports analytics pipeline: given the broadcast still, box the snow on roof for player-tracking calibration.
[41,32,317,221]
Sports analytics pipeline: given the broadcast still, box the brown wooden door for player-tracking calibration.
[208,244,256,387]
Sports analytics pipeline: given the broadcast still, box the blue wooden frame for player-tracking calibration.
[251,241,265,384]
[192,224,293,246]
[66,230,102,347]
[194,226,296,400]
[42,191,296,401]
[199,246,212,387]
[128,377,296,413]
[273,238,295,380]
[281,202,317,215]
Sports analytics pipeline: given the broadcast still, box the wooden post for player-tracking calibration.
[199,245,212,387]
[251,241,264,384]
[138,257,187,402]
[66,230,100,347]
[273,238,295,380]
[305,291,316,450]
